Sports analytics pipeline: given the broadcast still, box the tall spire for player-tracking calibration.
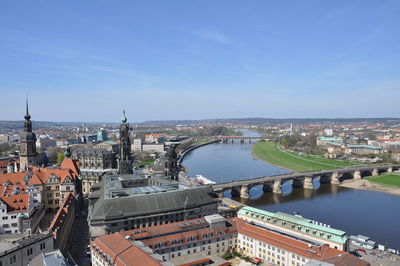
[121,109,127,123]
[24,96,31,121]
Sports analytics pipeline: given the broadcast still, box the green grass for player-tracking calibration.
[253,141,355,172]
[287,151,355,167]
[133,158,155,167]
[367,174,400,188]
[192,139,211,146]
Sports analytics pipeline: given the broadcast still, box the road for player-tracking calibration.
[67,198,91,266]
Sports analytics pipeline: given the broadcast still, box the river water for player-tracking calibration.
[182,129,400,250]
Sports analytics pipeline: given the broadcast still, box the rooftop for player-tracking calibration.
[238,206,348,244]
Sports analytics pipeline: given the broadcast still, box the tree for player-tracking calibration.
[47,147,64,164]
[57,153,65,165]
[280,137,288,148]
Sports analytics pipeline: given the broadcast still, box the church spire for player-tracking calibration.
[24,96,31,121]
[121,109,127,123]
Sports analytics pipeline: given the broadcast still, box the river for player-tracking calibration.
[182,129,400,250]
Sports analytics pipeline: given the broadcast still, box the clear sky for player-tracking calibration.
[1,1,399,122]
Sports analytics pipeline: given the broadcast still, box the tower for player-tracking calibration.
[165,144,179,180]
[20,98,37,171]
[118,110,133,174]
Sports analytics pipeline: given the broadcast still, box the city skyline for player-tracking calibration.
[1,1,400,122]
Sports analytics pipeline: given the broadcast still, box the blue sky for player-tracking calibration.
[1,1,400,122]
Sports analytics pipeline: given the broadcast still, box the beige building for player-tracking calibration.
[238,206,349,251]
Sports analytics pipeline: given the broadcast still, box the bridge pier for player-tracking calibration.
[353,170,361,180]
[249,139,252,143]
[240,139,244,144]
[387,167,393,173]
[240,185,250,199]
[372,168,379,177]
[273,180,282,194]
[303,176,314,190]
[215,191,223,198]
[331,172,341,184]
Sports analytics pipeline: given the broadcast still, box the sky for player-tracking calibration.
[1,0,400,122]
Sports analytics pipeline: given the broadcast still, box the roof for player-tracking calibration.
[347,145,382,150]
[237,218,345,261]
[92,233,164,266]
[30,168,76,184]
[48,193,75,232]
[60,158,80,177]
[28,249,70,266]
[90,185,217,223]
[0,172,28,185]
[119,216,237,249]
[238,206,347,244]
[0,193,29,213]
[319,252,370,266]
[89,175,217,223]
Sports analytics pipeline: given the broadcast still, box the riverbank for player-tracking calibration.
[340,178,400,196]
[252,141,354,172]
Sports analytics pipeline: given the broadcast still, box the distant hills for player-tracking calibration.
[1,117,400,130]
[139,117,400,126]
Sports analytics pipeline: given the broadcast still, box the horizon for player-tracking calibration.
[1,1,400,121]
[1,116,400,124]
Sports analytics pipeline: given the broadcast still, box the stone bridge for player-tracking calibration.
[212,164,400,199]
[216,136,265,143]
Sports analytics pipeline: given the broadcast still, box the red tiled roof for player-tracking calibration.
[61,158,80,177]
[237,218,345,261]
[0,193,29,213]
[0,172,28,185]
[321,252,370,266]
[31,168,76,184]
[118,217,237,251]
[92,233,161,266]
[0,184,27,196]
[48,192,75,232]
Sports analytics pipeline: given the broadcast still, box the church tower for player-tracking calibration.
[20,98,37,171]
[118,110,133,175]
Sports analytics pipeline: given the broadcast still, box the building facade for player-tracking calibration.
[0,233,54,266]
[238,206,349,251]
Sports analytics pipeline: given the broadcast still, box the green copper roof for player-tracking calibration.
[238,206,348,244]
[348,145,382,150]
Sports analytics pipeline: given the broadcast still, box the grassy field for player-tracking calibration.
[192,139,211,146]
[253,141,355,172]
[133,158,155,168]
[367,174,400,188]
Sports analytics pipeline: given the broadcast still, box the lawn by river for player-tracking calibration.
[367,174,400,187]
[252,141,355,172]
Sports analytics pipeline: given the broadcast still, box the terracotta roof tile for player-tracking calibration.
[92,233,161,266]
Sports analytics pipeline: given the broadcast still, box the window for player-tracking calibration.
[2,217,7,220]
[40,243,46,250]
[27,248,33,256]
[48,200,53,204]
[10,255,16,264]
[11,215,16,219]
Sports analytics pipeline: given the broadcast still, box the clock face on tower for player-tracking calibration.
[21,143,27,152]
